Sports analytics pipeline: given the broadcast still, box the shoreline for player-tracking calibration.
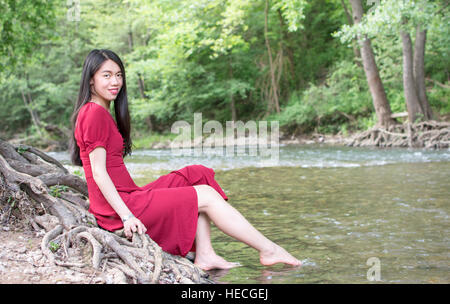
[6,120,450,152]
[135,132,449,150]
[144,133,351,150]
[138,121,450,150]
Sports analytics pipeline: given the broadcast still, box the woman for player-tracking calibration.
[70,49,301,270]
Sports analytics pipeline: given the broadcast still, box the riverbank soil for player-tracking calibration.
[0,228,102,284]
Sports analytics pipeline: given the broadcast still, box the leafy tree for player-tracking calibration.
[335,0,443,123]
[1,0,447,145]
[0,0,57,70]
[335,0,394,127]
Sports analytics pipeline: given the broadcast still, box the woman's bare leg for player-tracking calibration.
[193,185,301,267]
[194,213,239,270]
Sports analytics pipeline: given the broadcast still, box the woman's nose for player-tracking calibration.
[111,75,121,86]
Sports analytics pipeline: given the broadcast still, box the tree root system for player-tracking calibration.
[0,138,212,284]
[347,121,450,149]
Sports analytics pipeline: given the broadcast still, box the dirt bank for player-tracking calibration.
[0,228,103,284]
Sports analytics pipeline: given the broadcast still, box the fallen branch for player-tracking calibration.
[426,77,450,89]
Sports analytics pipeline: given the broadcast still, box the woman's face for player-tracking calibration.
[90,59,123,103]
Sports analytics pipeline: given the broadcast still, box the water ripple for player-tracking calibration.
[50,145,450,171]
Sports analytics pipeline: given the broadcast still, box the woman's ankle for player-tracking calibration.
[259,241,277,256]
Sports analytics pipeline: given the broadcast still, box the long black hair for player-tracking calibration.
[69,49,132,166]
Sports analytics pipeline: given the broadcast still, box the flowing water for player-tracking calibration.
[50,145,450,283]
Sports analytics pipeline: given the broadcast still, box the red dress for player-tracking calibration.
[74,102,228,257]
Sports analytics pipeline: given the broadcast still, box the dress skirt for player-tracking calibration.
[130,165,229,257]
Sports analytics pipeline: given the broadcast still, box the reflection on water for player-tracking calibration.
[50,145,450,283]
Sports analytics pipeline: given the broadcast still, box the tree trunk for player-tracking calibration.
[277,9,298,88]
[127,26,151,129]
[137,72,147,99]
[401,28,425,123]
[127,29,134,51]
[350,0,394,128]
[228,58,237,122]
[20,89,43,137]
[127,28,147,100]
[413,25,433,120]
[341,0,362,67]
[264,0,280,115]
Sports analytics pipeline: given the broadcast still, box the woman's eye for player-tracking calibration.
[103,74,110,78]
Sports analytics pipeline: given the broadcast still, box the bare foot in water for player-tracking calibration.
[259,243,302,267]
[194,253,241,271]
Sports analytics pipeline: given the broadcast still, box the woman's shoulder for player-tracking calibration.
[75,102,116,144]
[78,102,113,122]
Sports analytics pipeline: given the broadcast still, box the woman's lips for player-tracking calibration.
[109,89,119,95]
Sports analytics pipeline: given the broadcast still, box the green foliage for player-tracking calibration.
[49,241,60,253]
[49,185,69,198]
[428,86,450,115]
[0,0,448,142]
[275,60,372,134]
[334,0,438,43]
[7,196,16,208]
[72,169,84,177]
[16,146,29,155]
[132,132,179,150]
[0,0,58,70]
[331,0,449,124]
[425,4,450,85]
[272,0,307,32]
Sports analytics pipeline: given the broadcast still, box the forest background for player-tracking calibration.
[0,0,448,150]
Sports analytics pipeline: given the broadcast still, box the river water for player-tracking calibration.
[49,144,450,283]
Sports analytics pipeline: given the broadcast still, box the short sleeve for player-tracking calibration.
[80,106,112,154]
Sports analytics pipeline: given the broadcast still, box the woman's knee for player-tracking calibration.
[193,185,221,212]
[191,164,211,172]
[189,165,214,180]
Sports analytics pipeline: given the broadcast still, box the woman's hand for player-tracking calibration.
[123,216,147,239]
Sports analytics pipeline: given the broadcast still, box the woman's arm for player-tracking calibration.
[89,147,146,238]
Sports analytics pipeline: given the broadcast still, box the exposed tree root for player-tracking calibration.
[0,138,213,284]
[348,121,450,149]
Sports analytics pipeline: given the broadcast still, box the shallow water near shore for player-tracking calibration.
[205,162,449,283]
[51,145,450,283]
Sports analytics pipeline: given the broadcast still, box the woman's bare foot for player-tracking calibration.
[259,243,302,267]
[194,253,241,271]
